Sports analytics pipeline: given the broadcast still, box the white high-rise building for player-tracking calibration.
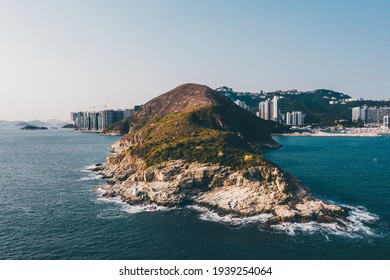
[258,96,285,123]
[272,96,280,122]
[366,106,390,124]
[352,107,361,122]
[360,106,367,122]
[352,106,367,122]
[234,99,249,110]
[286,111,305,126]
[258,99,272,120]
[383,116,390,129]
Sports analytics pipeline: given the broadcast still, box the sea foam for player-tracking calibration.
[187,205,272,226]
[88,157,381,238]
[81,164,98,173]
[96,194,171,214]
[271,204,380,238]
[187,203,380,238]
[78,164,104,181]
[76,174,103,182]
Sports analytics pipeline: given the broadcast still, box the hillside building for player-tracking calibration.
[352,106,390,126]
[366,107,390,125]
[257,96,286,124]
[383,116,390,129]
[286,111,305,126]
[234,99,249,110]
[70,108,134,131]
[352,106,367,122]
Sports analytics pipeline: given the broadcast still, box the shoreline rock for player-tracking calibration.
[93,83,349,225]
[95,157,349,225]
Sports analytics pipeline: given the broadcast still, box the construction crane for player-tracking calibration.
[103,97,109,111]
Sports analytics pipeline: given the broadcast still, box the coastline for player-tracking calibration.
[95,146,350,225]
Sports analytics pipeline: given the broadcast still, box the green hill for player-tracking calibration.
[105,83,287,169]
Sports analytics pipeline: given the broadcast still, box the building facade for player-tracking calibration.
[234,99,250,110]
[286,111,305,126]
[257,96,286,124]
[351,106,390,125]
[366,107,390,125]
[352,106,367,122]
[383,116,390,129]
[70,109,133,131]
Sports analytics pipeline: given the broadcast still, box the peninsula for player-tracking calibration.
[96,83,348,224]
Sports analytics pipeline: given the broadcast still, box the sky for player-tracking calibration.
[1,0,390,121]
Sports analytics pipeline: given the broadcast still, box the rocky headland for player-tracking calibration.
[96,83,348,224]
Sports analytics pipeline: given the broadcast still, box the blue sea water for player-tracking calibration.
[0,128,389,259]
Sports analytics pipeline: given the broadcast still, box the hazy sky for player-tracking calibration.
[1,0,389,121]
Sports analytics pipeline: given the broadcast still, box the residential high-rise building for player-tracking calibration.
[383,116,390,129]
[272,96,286,123]
[70,108,134,131]
[286,111,305,126]
[366,107,390,125]
[351,106,390,125]
[258,96,286,124]
[123,109,132,119]
[90,112,99,130]
[258,99,272,120]
[360,106,367,122]
[70,112,78,125]
[352,107,361,122]
[352,106,367,122]
[234,99,249,110]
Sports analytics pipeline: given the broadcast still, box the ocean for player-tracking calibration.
[0,127,389,259]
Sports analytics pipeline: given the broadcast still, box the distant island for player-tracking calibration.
[21,126,48,130]
[62,123,76,129]
[0,119,66,127]
[96,83,349,225]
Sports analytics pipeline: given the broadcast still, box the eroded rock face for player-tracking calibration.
[96,154,348,224]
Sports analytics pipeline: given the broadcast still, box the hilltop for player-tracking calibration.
[97,83,348,224]
[104,83,286,169]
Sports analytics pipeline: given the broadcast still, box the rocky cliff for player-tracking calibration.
[96,83,348,224]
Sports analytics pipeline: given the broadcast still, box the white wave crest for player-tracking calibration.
[96,194,171,214]
[81,164,101,173]
[271,205,380,238]
[187,205,272,225]
[76,174,103,181]
[96,212,124,220]
[121,203,171,214]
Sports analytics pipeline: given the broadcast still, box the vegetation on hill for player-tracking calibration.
[103,117,131,134]
[282,90,351,125]
[107,83,287,169]
[221,89,354,126]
